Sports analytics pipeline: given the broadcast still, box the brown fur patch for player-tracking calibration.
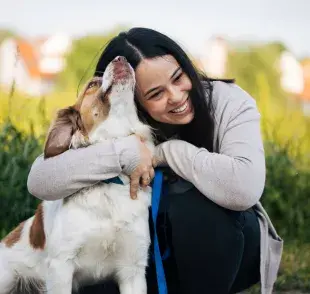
[79,87,111,134]
[44,106,84,158]
[44,77,110,158]
[29,203,46,250]
[2,221,25,247]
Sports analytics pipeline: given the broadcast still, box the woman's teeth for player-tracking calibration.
[171,100,188,113]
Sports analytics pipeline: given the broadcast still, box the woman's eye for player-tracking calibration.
[174,73,183,82]
[149,91,162,99]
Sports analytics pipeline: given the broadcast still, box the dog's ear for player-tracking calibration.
[44,107,83,159]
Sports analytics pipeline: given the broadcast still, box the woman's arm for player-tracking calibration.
[154,83,266,211]
[27,135,141,201]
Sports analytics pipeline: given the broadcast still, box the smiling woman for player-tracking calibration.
[135,55,194,125]
[27,27,283,294]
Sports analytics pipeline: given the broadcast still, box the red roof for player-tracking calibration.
[16,38,56,79]
[300,59,310,101]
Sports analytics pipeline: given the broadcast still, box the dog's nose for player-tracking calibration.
[113,56,126,63]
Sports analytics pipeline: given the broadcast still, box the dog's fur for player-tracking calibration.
[0,56,154,294]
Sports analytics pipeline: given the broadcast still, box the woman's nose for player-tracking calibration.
[167,87,183,104]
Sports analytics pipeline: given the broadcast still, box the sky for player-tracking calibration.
[0,0,309,59]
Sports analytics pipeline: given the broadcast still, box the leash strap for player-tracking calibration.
[152,169,168,294]
[102,176,124,185]
[103,172,168,293]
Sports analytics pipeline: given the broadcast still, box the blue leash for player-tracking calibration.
[151,169,168,294]
[103,170,168,294]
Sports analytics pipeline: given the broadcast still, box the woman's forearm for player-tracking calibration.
[27,136,140,201]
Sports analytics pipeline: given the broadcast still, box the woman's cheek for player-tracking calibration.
[148,101,167,117]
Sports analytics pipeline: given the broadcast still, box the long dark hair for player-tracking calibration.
[95,27,233,152]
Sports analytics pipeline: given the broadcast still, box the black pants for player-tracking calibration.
[78,187,260,294]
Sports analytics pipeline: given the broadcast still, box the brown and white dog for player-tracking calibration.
[0,56,154,294]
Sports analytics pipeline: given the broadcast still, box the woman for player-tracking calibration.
[27,27,283,294]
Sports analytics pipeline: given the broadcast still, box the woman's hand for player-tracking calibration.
[128,136,154,199]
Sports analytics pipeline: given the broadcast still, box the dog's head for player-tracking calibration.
[44,56,143,159]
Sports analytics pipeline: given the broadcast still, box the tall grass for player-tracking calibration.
[0,120,41,237]
[0,89,76,137]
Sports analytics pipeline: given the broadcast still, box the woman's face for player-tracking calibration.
[135,55,194,125]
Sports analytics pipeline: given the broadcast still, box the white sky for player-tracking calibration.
[0,0,309,58]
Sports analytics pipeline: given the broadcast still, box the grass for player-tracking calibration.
[243,243,310,293]
[275,242,310,292]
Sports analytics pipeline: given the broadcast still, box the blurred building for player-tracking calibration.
[0,34,71,96]
[298,59,310,116]
[279,51,304,95]
[198,37,310,116]
[198,36,228,78]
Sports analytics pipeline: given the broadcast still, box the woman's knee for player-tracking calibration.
[167,187,244,232]
[166,188,246,293]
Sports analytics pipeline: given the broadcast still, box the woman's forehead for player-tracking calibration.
[135,55,180,91]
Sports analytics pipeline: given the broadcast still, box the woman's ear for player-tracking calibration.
[44,107,82,159]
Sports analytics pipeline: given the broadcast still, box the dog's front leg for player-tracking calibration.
[118,274,147,294]
[46,258,74,294]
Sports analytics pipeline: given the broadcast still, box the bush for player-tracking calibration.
[0,120,42,238]
[261,141,310,242]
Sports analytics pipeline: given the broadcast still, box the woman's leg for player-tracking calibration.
[76,280,119,294]
[229,208,261,293]
[167,187,260,294]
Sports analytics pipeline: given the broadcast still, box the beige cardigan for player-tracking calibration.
[27,81,283,293]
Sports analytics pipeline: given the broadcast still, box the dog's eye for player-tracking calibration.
[87,80,101,90]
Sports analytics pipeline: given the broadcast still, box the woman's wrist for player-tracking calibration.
[113,135,141,175]
[153,142,168,167]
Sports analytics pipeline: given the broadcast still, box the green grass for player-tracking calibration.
[244,242,310,293]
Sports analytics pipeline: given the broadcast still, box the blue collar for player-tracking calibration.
[102,176,124,185]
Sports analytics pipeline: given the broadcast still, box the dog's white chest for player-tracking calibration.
[49,183,152,285]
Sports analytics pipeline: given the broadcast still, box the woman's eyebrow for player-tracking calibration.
[170,67,181,80]
[144,67,181,97]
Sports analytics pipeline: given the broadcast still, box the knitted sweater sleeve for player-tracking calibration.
[27,136,140,201]
[155,82,266,211]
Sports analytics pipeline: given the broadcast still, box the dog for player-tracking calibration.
[0,56,154,294]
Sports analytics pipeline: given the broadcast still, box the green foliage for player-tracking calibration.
[226,41,310,163]
[0,120,42,238]
[246,242,310,293]
[226,42,288,103]
[262,141,310,242]
[56,27,126,91]
[276,242,310,292]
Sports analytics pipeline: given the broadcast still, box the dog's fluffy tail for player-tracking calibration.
[0,243,45,294]
[0,244,16,293]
